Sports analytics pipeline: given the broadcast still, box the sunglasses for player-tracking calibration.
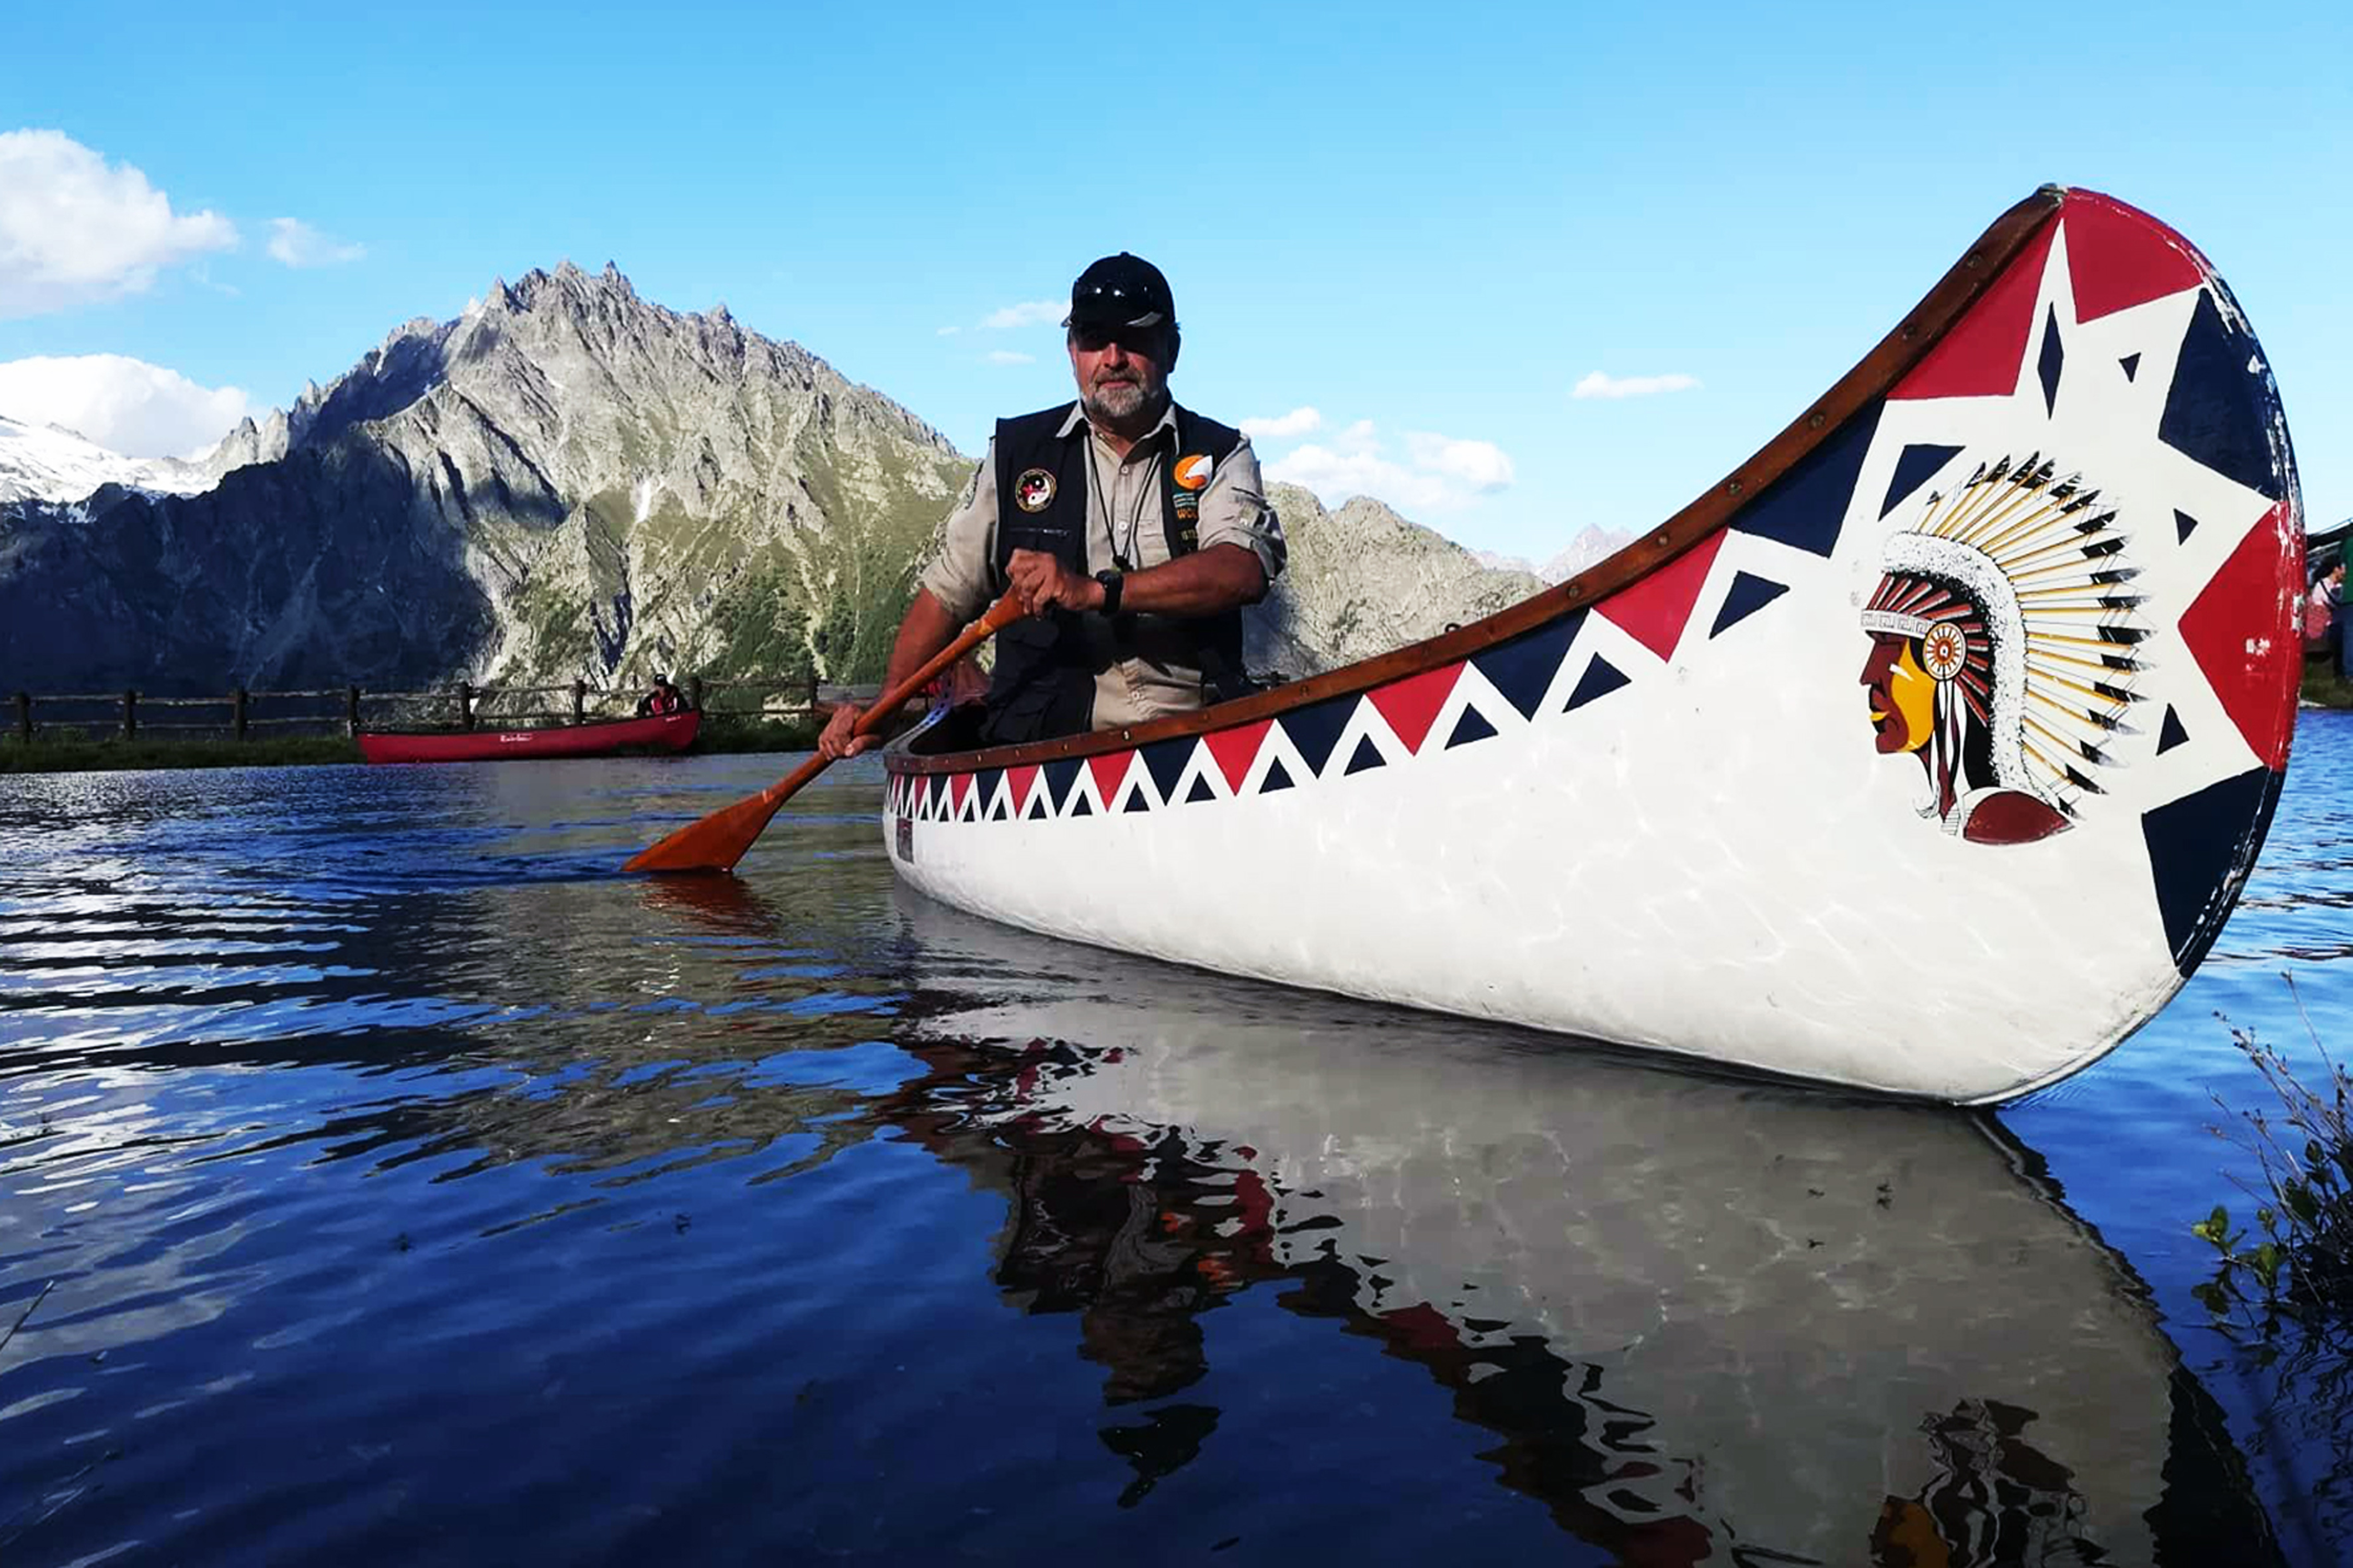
[1069,321,1172,356]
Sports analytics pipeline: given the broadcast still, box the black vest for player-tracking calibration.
[981,402,1248,745]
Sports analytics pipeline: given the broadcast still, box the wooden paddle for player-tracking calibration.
[624,590,1024,875]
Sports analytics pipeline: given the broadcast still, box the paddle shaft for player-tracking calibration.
[624,590,1021,873]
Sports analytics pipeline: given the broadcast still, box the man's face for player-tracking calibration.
[1860,632,1935,755]
[1068,324,1171,429]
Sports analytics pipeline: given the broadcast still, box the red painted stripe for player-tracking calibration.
[2062,191,2206,325]
[1202,720,1273,792]
[1365,664,1463,755]
[1087,751,1133,808]
[2179,502,2303,770]
[1892,220,2057,401]
[1006,764,1041,815]
[1596,532,1726,663]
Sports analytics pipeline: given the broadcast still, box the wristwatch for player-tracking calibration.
[1094,569,1124,616]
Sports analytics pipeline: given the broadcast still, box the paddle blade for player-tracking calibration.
[622,789,788,874]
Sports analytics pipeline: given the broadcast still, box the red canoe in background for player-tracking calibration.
[358,710,699,765]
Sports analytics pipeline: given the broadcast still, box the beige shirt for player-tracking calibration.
[919,401,1287,728]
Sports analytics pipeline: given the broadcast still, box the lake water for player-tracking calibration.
[2,713,2348,1566]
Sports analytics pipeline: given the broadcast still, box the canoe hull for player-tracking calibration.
[882,189,2302,1103]
[359,710,698,764]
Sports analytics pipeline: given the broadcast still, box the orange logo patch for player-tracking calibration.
[1173,453,1213,492]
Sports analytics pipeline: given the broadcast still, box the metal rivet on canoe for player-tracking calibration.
[1726,480,1742,496]
[1808,413,1824,430]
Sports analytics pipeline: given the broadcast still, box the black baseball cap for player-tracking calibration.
[1063,252,1175,330]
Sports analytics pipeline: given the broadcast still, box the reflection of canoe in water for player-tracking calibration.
[358,710,698,764]
[882,187,2304,1103]
[887,898,2281,1566]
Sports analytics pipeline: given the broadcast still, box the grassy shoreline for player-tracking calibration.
[0,713,823,775]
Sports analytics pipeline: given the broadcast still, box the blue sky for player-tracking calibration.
[2,0,2345,562]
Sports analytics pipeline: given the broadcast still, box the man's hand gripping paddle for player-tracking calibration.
[623,591,1022,875]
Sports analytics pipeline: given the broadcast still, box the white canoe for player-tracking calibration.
[883,187,2305,1103]
[889,902,2252,1565]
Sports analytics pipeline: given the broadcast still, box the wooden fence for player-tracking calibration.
[5,672,856,742]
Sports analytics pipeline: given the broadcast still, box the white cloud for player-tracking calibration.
[0,129,238,318]
[936,325,961,336]
[1241,406,1322,440]
[265,217,365,268]
[985,350,1035,365]
[981,299,1064,330]
[1266,420,1514,516]
[1404,432,1514,489]
[0,354,249,458]
[1571,370,1700,400]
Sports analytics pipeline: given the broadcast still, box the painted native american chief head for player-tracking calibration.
[1858,455,2145,846]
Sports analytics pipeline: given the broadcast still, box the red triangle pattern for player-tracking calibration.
[2178,502,2302,770]
[951,773,973,817]
[2062,191,2205,325]
[1597,532,1725,662]
[1006,765,1041,815]
[1203,720,1273,791]
[1892,220,2057,401]
[1366,664,1464,755]
[1087,751,1134,808]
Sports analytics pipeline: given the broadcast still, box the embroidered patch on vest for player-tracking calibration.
[1174,453,1214,491]
[1014,468,1057,512]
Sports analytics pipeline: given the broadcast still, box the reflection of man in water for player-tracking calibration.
[1870,1398,2102,1567]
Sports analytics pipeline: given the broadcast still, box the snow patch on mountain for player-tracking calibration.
[0,411,215,504]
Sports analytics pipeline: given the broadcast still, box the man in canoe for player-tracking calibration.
[818,252,1285,758]
[637,674,684,717]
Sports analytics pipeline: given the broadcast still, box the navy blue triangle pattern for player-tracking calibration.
[1042,758,1083,814]
[2175,509,2199,545]
[1709,571,1789,638]
[2157,705,2188,755]
[1471,610,1586,720]
[2160,290,2280,500]
[1881,443,1963,518]
[1565,658,1631,711]
[2141,766,2281,971]
[1259,756,1295,793]
[1123,789,1152,813]
[2037,303,2064,416]
[1140,737,1194,804]
[975,768,1004,817]
[2120,352,2141,382]
[1342,735,1386,775]
[1069,793,1092,817]
[1445,707,1498,748]
[1186,775,1218,803]
[1278,695,1357,778]
[1732,400,1881,558]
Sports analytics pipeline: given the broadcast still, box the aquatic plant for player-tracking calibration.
[2194,976,2353,1329]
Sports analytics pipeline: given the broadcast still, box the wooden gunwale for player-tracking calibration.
[892,186,2067,778]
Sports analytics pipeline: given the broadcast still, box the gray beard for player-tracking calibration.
[1083,382,1166,435]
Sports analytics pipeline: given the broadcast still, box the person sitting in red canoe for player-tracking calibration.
[637,674,686,717]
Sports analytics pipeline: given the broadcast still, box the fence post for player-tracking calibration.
[346,686,361,737]
[456,681,475,731]
[572,679,587,724]
[122,688,137,740]
[686,675,704,713]
[12,691,28,742]
[232,687,249,741]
